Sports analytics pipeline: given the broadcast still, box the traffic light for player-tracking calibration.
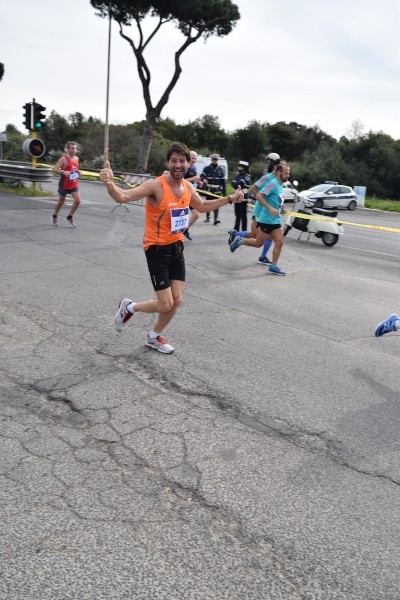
[22,138,46,158]
[32,102,46,131]
[23,102,33,131]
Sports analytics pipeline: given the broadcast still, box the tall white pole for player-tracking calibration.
[104,8,112,163]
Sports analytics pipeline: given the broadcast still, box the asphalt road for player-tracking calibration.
[1,183,400,599]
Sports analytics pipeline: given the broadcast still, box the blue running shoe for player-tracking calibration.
[258,256,271,264]
[268,264,286,276]
[374,313,399,337]
[228,229,237,246]
[230,236,242,253]
[183,229,192,241]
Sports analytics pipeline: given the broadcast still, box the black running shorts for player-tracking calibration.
[145,241,185,291]
[256,222,282,234]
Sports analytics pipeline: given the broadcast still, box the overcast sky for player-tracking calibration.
[1,0,400,143]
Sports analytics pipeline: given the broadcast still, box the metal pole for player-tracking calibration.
[104,7,128,212]
[31,98,36,192]
[104,9,112,164]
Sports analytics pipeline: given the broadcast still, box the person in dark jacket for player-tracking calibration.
[183,150,201,240]
[200,154,226,225]
[231,160,251,231]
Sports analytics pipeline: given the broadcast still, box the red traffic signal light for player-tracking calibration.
[33,102,46,131]
[22,138,46,158]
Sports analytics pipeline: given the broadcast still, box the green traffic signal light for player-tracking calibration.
[32,102,46,131]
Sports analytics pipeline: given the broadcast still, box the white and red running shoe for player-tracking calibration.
[145,334,174,354]
[114,298,134,332]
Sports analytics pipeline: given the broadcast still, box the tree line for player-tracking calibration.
[3,111,400,199]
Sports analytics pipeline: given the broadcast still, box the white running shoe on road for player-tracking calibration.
[145,334,174,354]
[114,298,133,332]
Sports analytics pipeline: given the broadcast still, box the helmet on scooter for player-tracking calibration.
[266,152,280,160]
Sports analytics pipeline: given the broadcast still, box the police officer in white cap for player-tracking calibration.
[200,154,226,224]
[231,160,251,231]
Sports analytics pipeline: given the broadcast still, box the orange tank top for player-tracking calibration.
[143,175,192,250]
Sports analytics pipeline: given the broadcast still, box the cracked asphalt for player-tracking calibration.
[1,186,400,599]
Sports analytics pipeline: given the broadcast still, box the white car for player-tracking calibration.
[298,182,358,211]
[281,181,299,202]
[247,180,298,207]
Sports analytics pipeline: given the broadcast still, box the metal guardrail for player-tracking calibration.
[0,162,153,212]
[0,160,53,183]
[111,172,155,212]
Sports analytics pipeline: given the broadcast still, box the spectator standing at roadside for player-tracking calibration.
[52,141,81,227]
[200,154,226,225]
[183,150,201,240]
[184,151,203,188]
[231,161,251,232]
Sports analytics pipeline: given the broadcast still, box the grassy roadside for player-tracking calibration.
[364,197,400,213]
[0,183,54,197]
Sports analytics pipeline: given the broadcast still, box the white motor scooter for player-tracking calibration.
[283,191,344,247]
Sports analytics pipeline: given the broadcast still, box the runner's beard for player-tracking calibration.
[169,169,184,181]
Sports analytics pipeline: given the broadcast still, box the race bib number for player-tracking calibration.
[69,170,79,182]
[170,207,190,233]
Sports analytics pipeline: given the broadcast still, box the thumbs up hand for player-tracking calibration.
[232,185,244,203]
[100,160,114,184]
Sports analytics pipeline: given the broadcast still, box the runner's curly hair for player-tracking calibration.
[167,142,190,162]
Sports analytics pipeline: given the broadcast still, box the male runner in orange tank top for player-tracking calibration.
[100,142,244,354]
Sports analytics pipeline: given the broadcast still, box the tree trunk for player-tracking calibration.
[136,113,158,173]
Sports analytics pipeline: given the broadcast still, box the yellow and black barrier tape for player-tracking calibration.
[197,188,223,198]
[37,163,100,179]
[286,211,400,234]
[37,163,138,185]
[37,164,222,192]
[36,164,399,233]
